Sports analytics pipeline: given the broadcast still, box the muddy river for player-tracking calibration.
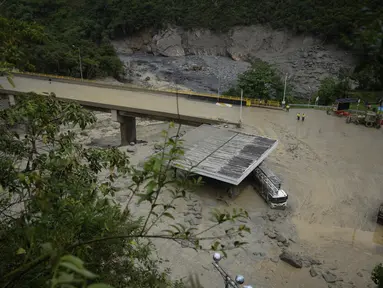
[102,106,383,288]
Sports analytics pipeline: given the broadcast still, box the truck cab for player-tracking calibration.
[268,188,288,209]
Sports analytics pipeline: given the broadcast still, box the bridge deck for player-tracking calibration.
[0,76,239,126]
[172,125,278,185]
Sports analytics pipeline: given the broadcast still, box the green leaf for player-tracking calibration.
[60,255,84,269]
[211,241,220,251]
[146,180,156,194]
[163,204,176,210]
[16,248,26,255]
[153,158,162,173]
[163,212,175,220]
[55,272,75,283]
[169,224,181,233]
[59,262,98,279]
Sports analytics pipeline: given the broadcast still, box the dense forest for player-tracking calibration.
[1,0,382,90]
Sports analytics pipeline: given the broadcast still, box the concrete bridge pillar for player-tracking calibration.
[111,110,136,145]
[8,95,16,106]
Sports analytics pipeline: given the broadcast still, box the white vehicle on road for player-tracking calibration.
[252,162,288,209]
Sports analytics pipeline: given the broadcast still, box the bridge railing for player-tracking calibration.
[288,104,331,110]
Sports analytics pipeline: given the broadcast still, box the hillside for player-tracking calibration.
[1,0,382,90]
[113,26,354,96]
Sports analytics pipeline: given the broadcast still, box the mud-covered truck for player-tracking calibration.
[251,162,288,209]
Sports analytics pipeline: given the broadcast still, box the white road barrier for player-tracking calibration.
[216,102,233,107]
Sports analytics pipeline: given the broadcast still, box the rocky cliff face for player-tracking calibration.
[112,26,355,96]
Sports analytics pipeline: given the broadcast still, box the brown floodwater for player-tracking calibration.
[2,76,383,287]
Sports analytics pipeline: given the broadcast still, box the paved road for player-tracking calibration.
[0,76,242,124]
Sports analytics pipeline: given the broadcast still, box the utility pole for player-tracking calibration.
[282,73,288,107]
[216,56,221,104]
[239,89,243,127]
[308,85,312,107]
[73,45,83,81]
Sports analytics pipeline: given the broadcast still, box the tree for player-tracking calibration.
[2,0,383,87]
[225,60,285,100]
[372,263,383,288]
[0,93,250,287]
[0,16,44,71]
[317,77,340,105]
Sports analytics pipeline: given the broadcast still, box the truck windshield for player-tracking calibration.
[270,196,287,204]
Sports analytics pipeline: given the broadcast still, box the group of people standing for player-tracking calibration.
[284,105,306,121]
[296,112,306,122]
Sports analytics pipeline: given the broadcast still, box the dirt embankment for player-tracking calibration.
[112,26,355,96]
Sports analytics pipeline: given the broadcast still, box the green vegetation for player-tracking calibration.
[0,0,382,89]
[372,263,383,288]
[316,74,382,106]
[316,77,344,106]
[224,60,291,101]
[0,94,250,287]
[0,16,123,79]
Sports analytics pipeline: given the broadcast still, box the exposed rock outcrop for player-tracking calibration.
[112,25,355,96]
[113,28,153,55]
[152,28,185,57]
[184,29,227,56]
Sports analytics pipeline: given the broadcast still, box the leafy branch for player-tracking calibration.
[0,94,250,288]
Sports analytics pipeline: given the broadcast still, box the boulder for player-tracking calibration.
[279,251,302,268]
[227,47,247,61]
[322,271,337,283]
[267,213,277,222]
[310,266,318,277]
[270,257,279,263]
[126,145,137,153]
[276,233,287,243]
[152,28,185,57]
